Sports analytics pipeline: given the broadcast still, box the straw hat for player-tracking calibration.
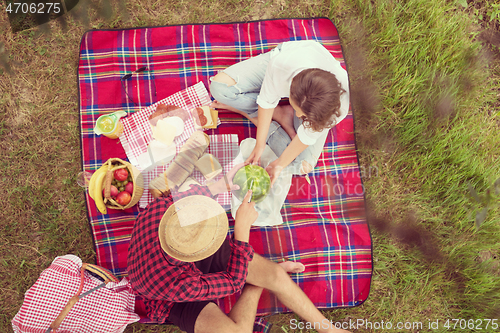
[158,195,228,262]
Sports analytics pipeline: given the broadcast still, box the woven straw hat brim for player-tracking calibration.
[159,195,228,262]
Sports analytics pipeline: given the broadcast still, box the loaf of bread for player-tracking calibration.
[148,131,210,198]
[195,153,222,180]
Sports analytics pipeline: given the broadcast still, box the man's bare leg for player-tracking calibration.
[279,261,305,272]
[194,284,262,333]
[193,261,310,333]
[246,254,351,333]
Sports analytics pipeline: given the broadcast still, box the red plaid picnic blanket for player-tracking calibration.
[78,18,372,319]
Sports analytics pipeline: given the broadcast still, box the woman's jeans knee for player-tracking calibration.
[266,120,329,176]
[210,51,270,117]
[210,80,260,116]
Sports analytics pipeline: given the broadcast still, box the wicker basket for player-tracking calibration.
[102,158,144,210]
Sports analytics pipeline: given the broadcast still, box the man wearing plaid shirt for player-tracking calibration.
[128,164,351,333]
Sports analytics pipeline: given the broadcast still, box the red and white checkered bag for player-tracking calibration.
[12,255,139,333]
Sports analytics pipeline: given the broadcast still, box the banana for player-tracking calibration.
[88,166,106,200]
[93,169,107,214]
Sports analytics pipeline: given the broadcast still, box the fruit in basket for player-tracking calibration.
[114,168,128,181]
[103,185,119,199]
[93,170,108,214]
[89,158,143,213]
[125,182,134,194]
[232,165,271,203]
[116,191,132,206]
[89,166,107,200]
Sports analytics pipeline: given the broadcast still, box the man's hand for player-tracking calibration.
[236,190,259,226]
[233,190,258,242]
[265,159,284,188]
[224,162,248,191]
[208,162,247,195]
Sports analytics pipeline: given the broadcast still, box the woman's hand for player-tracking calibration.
[265,159,284,188]
[245,144,265,166]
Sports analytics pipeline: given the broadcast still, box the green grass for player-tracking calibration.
[325,0,500,331]
[1,0,499,332]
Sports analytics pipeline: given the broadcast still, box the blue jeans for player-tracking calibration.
[209,50,329,176]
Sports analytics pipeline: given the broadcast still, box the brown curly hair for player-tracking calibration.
[289,68,345,132]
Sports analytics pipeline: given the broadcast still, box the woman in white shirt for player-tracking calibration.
[210,40,349,186]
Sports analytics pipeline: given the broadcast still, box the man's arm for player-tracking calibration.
[233,190,258,243]
[170,183,214,203]
[207,163,247,196]
[164,163,246,200]
[156,191,258,303]
[160,239,254,303]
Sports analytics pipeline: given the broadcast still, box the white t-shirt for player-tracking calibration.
[256,40,350,146]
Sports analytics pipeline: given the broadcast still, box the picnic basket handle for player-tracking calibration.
[103,161,126,201]
[103,167,113,200]
[46,263,119,332]
[49,295,79,330]
[82,263,119,284]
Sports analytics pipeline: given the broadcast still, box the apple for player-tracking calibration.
[124,182,134,194]
[114,168,129,181]
[116,191,132,206]
[102,185,119,198]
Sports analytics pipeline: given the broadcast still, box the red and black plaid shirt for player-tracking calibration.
[127,185,254,323]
